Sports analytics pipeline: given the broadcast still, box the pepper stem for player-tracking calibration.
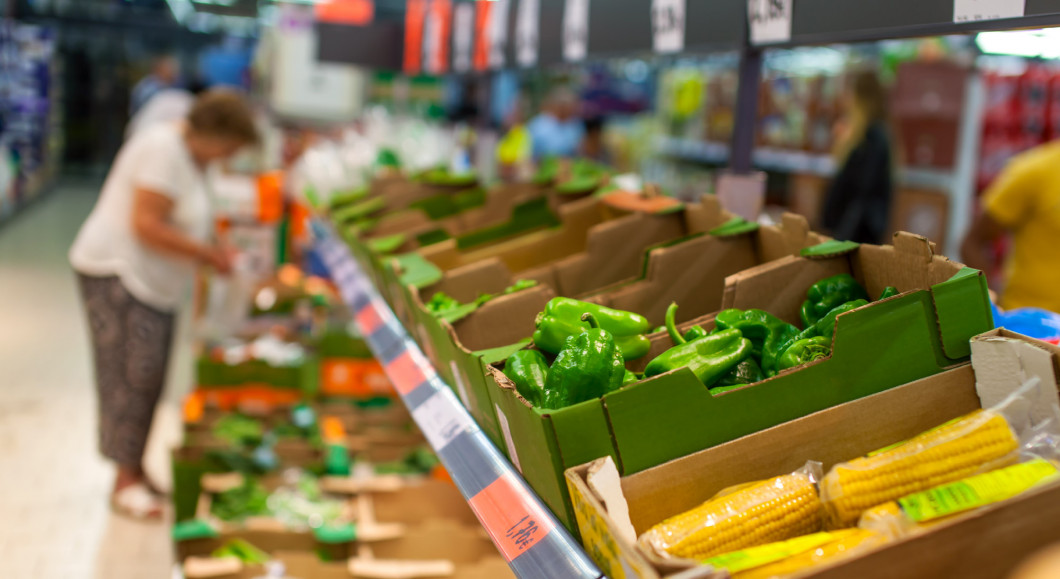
[580,313,600,329]
[665,302,687,345]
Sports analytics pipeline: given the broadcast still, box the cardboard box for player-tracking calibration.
[488,232,991,531]
[402,197,755,449]
[566,330,1060,579]
[177,477,473,563]
[184,523,513,579]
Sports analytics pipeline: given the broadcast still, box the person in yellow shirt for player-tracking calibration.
[962,142,1060,313]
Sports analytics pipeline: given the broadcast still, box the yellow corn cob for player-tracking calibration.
[856,501,913,540]
[734,529,886,579]
[639,473,823,560]
[821,409,1020,526]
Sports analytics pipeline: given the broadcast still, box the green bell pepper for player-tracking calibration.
[623,369,639,386]
[714,357,765,388]
[541,314,626,409]
[503,350,552,407]
[878,286,899,300]
[714,308,800,376]
[425,292,461,314]
[533,298,651,360]
[663,302,710,345]
[777,336,832,371]
[644,328,753,388]
[813,299,868,341]
[799,274,869,328]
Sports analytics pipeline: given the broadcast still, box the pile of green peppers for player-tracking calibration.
[505,298,648,410]
[641,274,898,391]
[423,279,539,320]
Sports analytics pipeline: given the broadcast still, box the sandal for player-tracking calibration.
[111,482,165,521]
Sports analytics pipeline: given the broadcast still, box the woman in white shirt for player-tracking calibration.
[70,90,259,519]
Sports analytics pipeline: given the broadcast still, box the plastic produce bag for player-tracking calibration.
[821,376,1060,527]
[990,301,1060,341]
[638,462,824,561]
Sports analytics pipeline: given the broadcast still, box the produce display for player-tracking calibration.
[424,279,539,323]
[502,273,896,410]
[619,380,1060,577]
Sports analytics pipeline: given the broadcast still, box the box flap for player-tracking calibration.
[971,330,1060,427]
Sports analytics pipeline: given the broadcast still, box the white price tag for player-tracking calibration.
[516,0,540,67]
[953,0,1024,22]
[748,0,792,45]
[412,390,477,451]
[453,2,474,73]
[652,0,685,54]
[488,0,510,69]
[495,404,522,473]
[563,0,590,62]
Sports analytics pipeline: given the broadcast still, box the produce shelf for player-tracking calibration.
[313,222,603,579]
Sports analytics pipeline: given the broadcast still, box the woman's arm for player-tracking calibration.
[131,187,231,273]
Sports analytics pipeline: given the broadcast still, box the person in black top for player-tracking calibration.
[821,71,894,244]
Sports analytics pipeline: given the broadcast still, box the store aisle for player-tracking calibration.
[0,182,187,579]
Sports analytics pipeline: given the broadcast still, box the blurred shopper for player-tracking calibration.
[130,55,179,116]
[961,141,1060,313]
[70,90,259,520]
[528,88,585,159]
[581,116,611,165]
[125,81,207,140]
[821,71,895,244]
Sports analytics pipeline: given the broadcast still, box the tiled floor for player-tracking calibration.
[0,182,191,579]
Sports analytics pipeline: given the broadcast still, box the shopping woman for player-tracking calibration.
[70,89,259,519]
[821,70,895,244]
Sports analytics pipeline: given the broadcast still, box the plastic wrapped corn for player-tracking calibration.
[700,529,887,578]
[821,409,1021,526]
[638,463,823,560]
[858,458,1060,539]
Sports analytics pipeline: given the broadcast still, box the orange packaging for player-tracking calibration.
[257,171,285,224]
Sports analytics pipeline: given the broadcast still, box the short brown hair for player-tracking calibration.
[187,89,260,144]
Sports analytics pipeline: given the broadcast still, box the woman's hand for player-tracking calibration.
[200,245,234,275]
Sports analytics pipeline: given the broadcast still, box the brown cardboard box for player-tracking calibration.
[566,330,1060,579]
[185,522,514,579]
[177,478,477,562]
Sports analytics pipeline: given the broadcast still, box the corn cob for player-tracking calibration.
[821,409,1020,526]
[733,529,886,579]
[639,472,823,560]
[859,459,1060,539]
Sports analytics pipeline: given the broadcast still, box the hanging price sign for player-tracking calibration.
[424,0,452,74]
[953,0,1024,22]
[563,0,590,62]
[488,0,511,69]
[747,0,792,45]
[453,2,474,73]
[652,0,685,53]
[515,0,540,67]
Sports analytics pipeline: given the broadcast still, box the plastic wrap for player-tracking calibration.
[700,529,887,578]
[637,462,823,561]
[822,376,1060,528]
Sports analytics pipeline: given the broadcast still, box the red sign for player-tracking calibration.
[404,0,428,73]
[426,0,453,74]
[315,0,374,25]
[473,0,493,71]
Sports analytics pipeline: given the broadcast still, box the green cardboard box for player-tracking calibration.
[417,208,823,493]
[196,355,319,397]
[488,232,993,531]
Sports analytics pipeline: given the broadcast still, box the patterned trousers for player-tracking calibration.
[77,273,175,467]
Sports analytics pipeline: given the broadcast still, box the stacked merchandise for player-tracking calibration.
[173,181,512,578]
[316,135,1060,576]
[569,330,1060,578]
[326,146,993,538]
[0,20,61,220]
